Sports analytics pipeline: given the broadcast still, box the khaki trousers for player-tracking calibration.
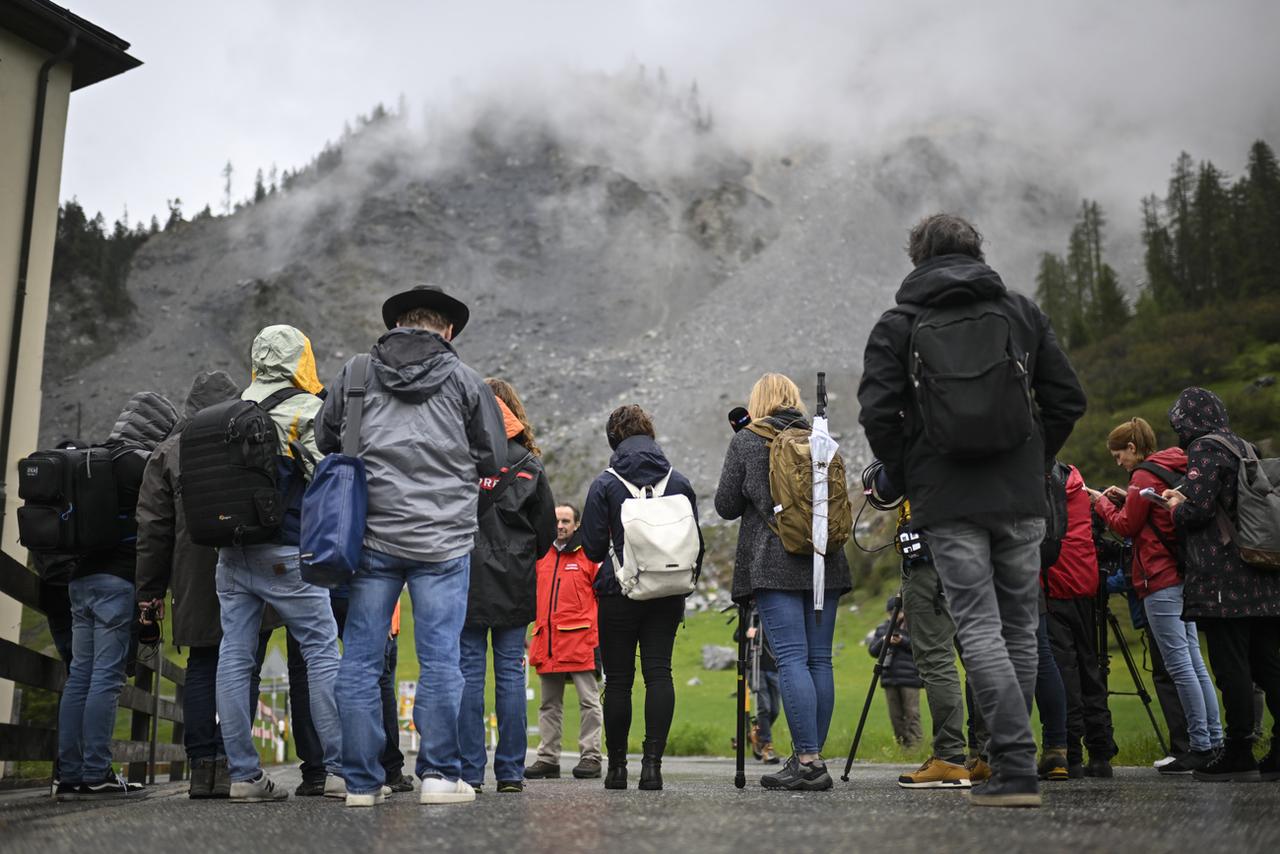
[536,671,603,763]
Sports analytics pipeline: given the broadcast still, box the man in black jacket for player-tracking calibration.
[858,214,1086,808]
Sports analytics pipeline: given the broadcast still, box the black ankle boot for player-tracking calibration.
[639,739,664,790]
[604,754,628,790]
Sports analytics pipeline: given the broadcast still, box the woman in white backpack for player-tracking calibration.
[580,405,704,792]
[715,373,852,791]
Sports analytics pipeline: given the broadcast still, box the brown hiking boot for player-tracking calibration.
[1037,748,1069,781]
[965,755,993,783]
[898,756,971,789]
[760,743,781,765]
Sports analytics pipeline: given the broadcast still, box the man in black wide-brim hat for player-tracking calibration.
[317,284,506,807]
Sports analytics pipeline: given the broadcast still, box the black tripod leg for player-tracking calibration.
[735,604,747,789]
[1108,611,1169,756]
[842,599,901,781]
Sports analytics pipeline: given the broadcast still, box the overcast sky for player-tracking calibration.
[58,0,1280,227]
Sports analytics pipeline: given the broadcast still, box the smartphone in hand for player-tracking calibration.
[1139,487,1170,507]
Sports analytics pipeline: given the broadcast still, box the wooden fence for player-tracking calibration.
[0,551,186,785]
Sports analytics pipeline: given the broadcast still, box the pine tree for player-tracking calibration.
[1035,252,1072,341]
[1239,140,1280,297]
[221,160,234,215]
[1190,160,1234,301]
[1166,152,1196,306]
[253,168,266,203]
[1141,194,1178,311]
[165,198,184,230]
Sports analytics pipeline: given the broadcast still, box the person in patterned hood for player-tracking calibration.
[1163,387,1280,782]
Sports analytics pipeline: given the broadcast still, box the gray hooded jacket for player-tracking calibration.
[318,328,506,563]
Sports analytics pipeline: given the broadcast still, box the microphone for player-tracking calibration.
[728,407,751,433]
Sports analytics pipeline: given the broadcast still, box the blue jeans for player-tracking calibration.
[1036,613,1068,748]
[459,624,529,785]
[215,544,341,782]
[925,516,1045,780]
[1143,584,1224,752]
[58,574,134,784]
[338,549,470,794]
[754,589,838,755]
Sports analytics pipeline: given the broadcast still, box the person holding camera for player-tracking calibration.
[716,373,852,792]
[858,214,1086,808]
[869,597,924,749]
[1087,416,1223,774]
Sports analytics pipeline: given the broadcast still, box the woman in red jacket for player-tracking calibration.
[1087,417,1223,773]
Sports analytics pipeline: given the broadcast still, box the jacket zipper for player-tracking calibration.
[548,550,565,660]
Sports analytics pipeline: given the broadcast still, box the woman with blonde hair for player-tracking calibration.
[715,372,852,791]
[457,378,557,792]
[1086,416,1223,773]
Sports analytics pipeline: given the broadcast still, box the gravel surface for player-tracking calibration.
[2,755,1276,854]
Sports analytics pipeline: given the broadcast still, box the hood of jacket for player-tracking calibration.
[895,253,1009,307]
[250,325,323,394]
[608,435,673,487]
[764,407,810,431]
[108,391,178,452]
[184,370,241,418]
[496,397,524,440]
[370,328,460,404]
[1168,387,1230,448]
[1145,446,1189,473]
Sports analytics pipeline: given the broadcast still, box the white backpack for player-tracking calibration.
[607,467,700,600]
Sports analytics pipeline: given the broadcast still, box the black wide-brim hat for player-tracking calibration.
[380,285,470,336]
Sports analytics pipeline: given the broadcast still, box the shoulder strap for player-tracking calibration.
[1201,433,1256,461]
[260,386,308,413]
[341,354,372,457]
[1136,461,1180,488]
[606,467,643,499]
[745,422,778,443]
[488,451,535,506]
[654,469,673,497]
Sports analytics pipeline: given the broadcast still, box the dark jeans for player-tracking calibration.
[754,669,782,744]
[184,640,270,762]
[1147,629,1191,756]
[1047,596,1116,764]
[1036,613,1068,748]
[598,594,684,757]
[1199,617,1280,745]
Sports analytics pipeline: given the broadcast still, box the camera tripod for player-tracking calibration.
[1096,585,1169,757]
[840,587,904,781]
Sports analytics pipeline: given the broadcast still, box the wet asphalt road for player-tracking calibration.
[2,756,1276,854]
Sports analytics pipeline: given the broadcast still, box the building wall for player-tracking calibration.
[0,28,72,725]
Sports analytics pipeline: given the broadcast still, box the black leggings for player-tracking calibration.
[597,594,684,757]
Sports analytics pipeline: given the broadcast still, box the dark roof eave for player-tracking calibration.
[0,0,141,90]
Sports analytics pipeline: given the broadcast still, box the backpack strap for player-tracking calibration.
[260,386,308,413]
[341,354,372,457]
[606,467,643,499]
[1175,434,1242,547]
[1136,461,1181,488]
[488,452,535,507]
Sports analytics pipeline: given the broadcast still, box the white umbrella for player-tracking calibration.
[810,373,838,614]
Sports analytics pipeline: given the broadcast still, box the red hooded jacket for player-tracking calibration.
[528,535,600,674]
[1045,465,1100,599]
[1093,447,1186,599]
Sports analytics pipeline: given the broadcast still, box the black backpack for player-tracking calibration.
[17,446,125,553]
[1039,460,1070,570]
[179,389,308,547]
[905,300,1035,458]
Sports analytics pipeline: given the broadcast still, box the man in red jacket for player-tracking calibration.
[525,505,604,780]
[1044,463,1117,778]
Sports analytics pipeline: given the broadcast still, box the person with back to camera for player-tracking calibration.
[1161,388,1280,782]
[715,373,852,791]
[857,213,1087,808]
[580,404,704,792]
[1086,416,1224,774]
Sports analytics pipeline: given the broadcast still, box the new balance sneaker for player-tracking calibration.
[572,757,602,779]
[385,772,415,793]
[897,756,971,789]
[1036,748,1069,782]
[760,755,833,791]
[966,755,993,783]
[967,775,1042,808]
[419,775,477,804]
[230,772,288,802]
[1159,749,1215,776]
[79,774,145,799]
[497,780,524,793]
[523,760,561,779]
[323,775,347,799]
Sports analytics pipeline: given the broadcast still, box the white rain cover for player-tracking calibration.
[809,414,838,612]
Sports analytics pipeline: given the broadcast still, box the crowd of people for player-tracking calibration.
[32,214,1279,810]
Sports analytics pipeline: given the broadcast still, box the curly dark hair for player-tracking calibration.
[907,213,985,266]
[606,404,655,450]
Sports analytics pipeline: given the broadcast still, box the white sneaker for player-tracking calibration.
[418,776,476,804]
[345,790,385,807]
[1153,755,1177,769]
[323,775,347,799]
[229,772,288,802]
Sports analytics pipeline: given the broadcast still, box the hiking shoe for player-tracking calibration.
[898,756,971,789]
[230,772,288,802]
[750,723,763,761]
[761,743,781,765]
[385,772,415,793]
[212,757,231,798]
[294,777,327,796]
[760,755,833,792]
[1159,749,1215,776]
[573,757,602,779]
[1084,758,1114,779]
[966,755,993,783]
[1258,748,1279,782]
[189,758,216,799]
[1194,744,1261,782]
[419,775,477,804]
[79,774,145,799]
[1037,749,1068,782]
[523,760,561,779]
[345,789,385,808]
[323,775,347,799]
[497,780,524,793]
[967,775,1042,808]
